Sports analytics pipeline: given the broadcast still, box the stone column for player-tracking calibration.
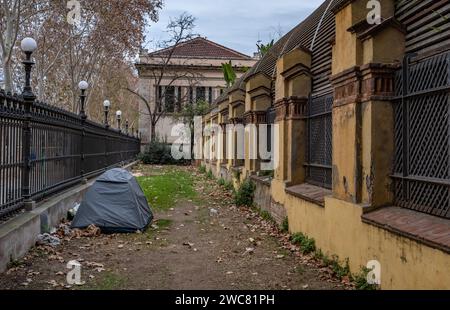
[243,73,272,176]
[228,90,246,170]
[273,47,311,189]
[330,0,405,207]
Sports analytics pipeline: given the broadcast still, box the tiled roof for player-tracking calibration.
[148,37,253,60]
[214,0,346,104]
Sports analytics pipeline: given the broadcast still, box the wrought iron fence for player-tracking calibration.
[305,93,333,189]
[0,90,140,219]
[393,50,450,219]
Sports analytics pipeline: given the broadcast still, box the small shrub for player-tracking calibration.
[218,178,226,186]
[139,137,189,165]
[260,210,274,222]
[353,267,379,290]
[291,232,316,254]
[330,256,350,280]
[281,217,289,232]
[234,179,256,207]
[224,181,235,192]
[199,165,207,173]
[206,170,214,179]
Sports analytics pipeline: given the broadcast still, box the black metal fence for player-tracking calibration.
[0,90,140,219]
[393,50,450,219]
[305,93,333,189]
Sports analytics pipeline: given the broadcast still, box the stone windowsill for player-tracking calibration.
[362,207,450,254]
[250,175,272,186]
[285,183,332,207]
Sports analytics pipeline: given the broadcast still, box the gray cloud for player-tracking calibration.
[146,0,324,55]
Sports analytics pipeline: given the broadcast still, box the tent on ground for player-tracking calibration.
[72,168,153,233]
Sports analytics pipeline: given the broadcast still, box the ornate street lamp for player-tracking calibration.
[78,81,88,121]
[20,38,37,101]
[116,110,122,132]
[103,100,111,128]
[20,37,37,206]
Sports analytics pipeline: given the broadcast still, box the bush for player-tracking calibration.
[234,180,256,207]
[224,181,235,192]
[281,217,289,232]
[218,178,226,186]
[353,267,379,290]
[291,232,316,254]
[139,137,189,165]
[199,165,207,173]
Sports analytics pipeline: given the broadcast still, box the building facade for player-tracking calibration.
[136,37,257,146]
[200,0,450,289]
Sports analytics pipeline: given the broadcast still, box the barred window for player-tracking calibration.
[393,51,450,219]
[305,94,333,189]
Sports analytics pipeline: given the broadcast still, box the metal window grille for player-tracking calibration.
[392,51,450,219]
[0,91,140,220]
[305,93,333,189]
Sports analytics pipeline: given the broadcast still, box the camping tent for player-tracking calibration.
[72,168,153,233]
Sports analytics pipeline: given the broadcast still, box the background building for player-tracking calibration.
[136,37,257,145]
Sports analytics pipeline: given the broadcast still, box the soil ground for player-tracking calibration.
[0,165,349,290]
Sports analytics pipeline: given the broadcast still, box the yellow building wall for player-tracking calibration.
[285,194,450,289]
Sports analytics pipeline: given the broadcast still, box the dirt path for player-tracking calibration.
[0,166,347,290]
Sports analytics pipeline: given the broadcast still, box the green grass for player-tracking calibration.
[85,271,126,290]
[154,219,173,229]
[291,232,316,254]
[137,168,197,211]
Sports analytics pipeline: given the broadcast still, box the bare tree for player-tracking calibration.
[127,13,202,141]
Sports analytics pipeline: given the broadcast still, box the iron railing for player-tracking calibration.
[392,50,450,219]
[0,90,140,219]
[305,93,333,189]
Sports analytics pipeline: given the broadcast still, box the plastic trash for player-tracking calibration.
[67,203,80,220]
[37,233,61,247]
[209,208,219,217]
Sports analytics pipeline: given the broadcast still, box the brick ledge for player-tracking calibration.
[285,183,331,207]
[362,207,450,254]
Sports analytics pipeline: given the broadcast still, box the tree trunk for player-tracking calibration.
[2,54,13,93]
[150,122,156,141]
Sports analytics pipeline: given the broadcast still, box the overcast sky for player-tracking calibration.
[146,0,325,56]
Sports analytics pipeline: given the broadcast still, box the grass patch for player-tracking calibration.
[291,232,316,254]
[224,181,234,192]
[199,165,207,173]
[281,217,289,233]
[353,267,379,290]
[137,168,197,211]
[218,178,226,186]
[206,170,214,179]
[86,271,126,290]
[154,219,173,230]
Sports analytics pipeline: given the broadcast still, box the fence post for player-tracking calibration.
[20,39,37,211]
[79,82,88,183]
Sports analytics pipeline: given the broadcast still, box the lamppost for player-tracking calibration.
[78,81,88,121]
[116,110,122,132]
[21,38,37,101]
[20,37,37,210]
[125,120,129,135]
[103,100,110,128]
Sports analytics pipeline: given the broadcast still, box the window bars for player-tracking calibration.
[305,93,333,189]
[392,51,450,219]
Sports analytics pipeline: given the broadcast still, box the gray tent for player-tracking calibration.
[72,168,153,233]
